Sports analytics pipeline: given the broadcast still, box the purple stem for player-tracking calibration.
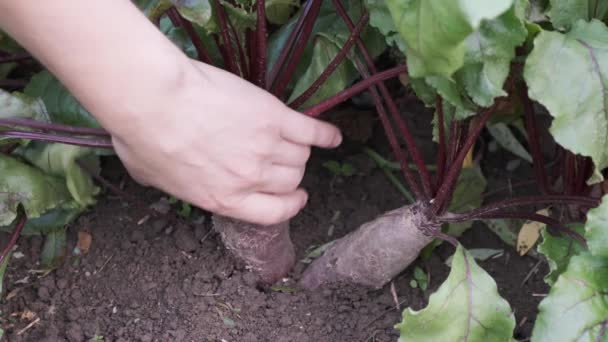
[0,130,113,149]
[167,8,213,64]
[0,53,31,64]
[442,195,600,222]
[432,106,495,214]
[213,0,240,75]
[435,96,447,193]
[267,0,320,89]
[288,12,369,109]
[476,212,588,249]
[0,118,110,136]
[332,0,433,199]
[303,65,407,117]
[0,212,27,266]
[254,0,268,88]
[270,0,322,98]
[519,85,549,194]
[0,79,27,89]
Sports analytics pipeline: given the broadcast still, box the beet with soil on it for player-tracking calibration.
[299,203,435,290]
[212,215,295,284]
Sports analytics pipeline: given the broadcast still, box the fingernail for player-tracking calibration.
[333,133,343,147]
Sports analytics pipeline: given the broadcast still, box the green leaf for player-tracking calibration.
[41,227,67,270]
[1,207,82,236]
[486,122,533,162]
[287,35,357,108]
[24,71,100,128]
[386,0,513,78]
[134,0,173,22]
[548,0,589,31]
[0,252,11,296]
[172,0,216,31]
[268,1,385,95]
[455,4,527,107]
[364,0,407,53]
[537,223,586,285]
[585,194,608,258]
[397,245,515,341]
[446,167,487,237]
[266,0,299,25]
[0,89,49,122]
[524,19,608,183]
[413,266,428,291]
[531,253,608,341]
[0,154,74,226]
[322,160,342,176]
[19,142,100,207]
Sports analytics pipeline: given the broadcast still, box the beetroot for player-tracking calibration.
[212,215,295,284]
[299,204,435,290]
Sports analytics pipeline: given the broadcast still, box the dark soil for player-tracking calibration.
[0,105,549,342]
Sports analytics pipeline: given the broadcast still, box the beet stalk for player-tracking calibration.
[299,203,435,290]
[212,215,295,284]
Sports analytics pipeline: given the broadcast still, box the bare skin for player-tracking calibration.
[0,0,342,225]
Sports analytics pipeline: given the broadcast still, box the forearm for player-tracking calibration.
[0,0,190,134]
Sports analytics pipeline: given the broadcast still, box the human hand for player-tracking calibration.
[108,60,342,225]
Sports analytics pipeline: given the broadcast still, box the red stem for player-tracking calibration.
[519,85,549,194]
[0,211,27,266]
[0,118,110,136]
[302,65,407,117]
[0,130,113,149]
[564,151,575,195]
[0,53,31,64]
[167,8,213,64]
[435,96,447,193]
[0,79,27,89]
[267,0,320,89]
[332,0,433,199]
[226,11,250,79]
[442,195,599,222]
[354,58,424,199]
[288,12,369,109]
[254,0,268,88]
[476,212,587,249]
[271,0,322,98]
[432,106,495,214]
[213,0,240,75]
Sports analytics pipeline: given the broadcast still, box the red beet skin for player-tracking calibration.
[299,204,435,290]
[212,215,295,284]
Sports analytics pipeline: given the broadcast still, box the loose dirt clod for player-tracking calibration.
[212,215,295,284]
[300,204,435,290]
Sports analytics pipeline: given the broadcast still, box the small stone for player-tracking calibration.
[173,225,198,252]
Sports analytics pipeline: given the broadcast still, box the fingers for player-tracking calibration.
[270,141,311,167]
[280,110,342,148]
[259,164,304,194]
[230,189,309,225]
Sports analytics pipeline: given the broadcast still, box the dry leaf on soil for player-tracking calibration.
[517,209,549,256]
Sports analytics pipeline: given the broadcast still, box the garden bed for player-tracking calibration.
[0,111,549,341]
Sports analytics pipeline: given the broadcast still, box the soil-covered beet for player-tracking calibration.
[212,216,295,285]
[0,105,549,341]
[300,204,435,290]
